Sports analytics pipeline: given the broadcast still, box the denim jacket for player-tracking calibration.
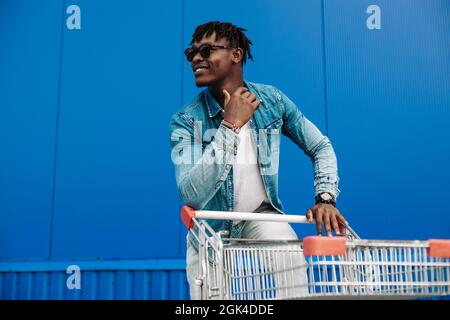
[169,80,340,245]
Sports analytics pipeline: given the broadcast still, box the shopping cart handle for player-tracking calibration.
[181,205,311,229]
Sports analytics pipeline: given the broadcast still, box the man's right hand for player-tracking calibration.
[222,87,260,128]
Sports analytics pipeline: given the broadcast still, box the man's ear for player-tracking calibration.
[231,48,244,64]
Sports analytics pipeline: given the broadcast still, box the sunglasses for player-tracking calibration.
[184,43,235,62]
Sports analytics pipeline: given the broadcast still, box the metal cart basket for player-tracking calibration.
[181,206,450,300]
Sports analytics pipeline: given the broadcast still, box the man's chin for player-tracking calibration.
[195,79,209,88]
[194,76,214,88]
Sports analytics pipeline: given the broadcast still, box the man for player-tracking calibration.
[169,21,347,299]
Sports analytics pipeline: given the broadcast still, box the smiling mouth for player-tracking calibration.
[194,67,209,75]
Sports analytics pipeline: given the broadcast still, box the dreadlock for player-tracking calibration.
[190,21,254,65]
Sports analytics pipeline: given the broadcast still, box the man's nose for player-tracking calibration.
[192,52,204,63]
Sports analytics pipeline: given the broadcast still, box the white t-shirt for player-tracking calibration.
[232,121,269,224]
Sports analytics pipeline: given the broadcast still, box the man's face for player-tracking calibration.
[189,32,235,87]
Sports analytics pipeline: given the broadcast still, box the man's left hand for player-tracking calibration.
[306,203,348,237]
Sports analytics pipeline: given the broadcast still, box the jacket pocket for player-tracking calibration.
[263,118,282,152]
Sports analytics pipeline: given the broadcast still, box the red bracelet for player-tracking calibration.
[221,119,241,134]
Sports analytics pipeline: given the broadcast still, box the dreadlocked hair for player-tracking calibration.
[190,21,254,65]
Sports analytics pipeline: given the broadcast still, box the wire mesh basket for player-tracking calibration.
[181,206,450,300]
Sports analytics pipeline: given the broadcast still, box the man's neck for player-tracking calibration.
[209,76,244,109]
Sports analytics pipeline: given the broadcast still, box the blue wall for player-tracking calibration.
[0,0,449,299]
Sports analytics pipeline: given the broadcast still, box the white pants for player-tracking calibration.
[186,209,308,300]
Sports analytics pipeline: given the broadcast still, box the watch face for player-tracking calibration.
[321,193,332,201]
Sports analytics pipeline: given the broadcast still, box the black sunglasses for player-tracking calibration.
[184,43,235,62]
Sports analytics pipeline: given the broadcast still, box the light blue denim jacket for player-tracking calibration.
[169,80,340,243]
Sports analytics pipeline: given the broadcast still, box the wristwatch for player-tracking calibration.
[315,192,336,207]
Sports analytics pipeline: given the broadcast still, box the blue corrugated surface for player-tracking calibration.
[323,0,450,240]
[0,0,62,261]
[0,259,188,300]
[1,0,449,300]
[51,0,184,260]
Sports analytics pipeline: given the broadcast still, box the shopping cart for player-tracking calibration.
[181,205,450,300]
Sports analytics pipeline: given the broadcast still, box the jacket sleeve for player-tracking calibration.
[274,87,341,200]
[168,112,240,209]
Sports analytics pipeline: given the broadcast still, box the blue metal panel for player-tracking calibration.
[17,273,32,300]
[51,0,184,259]
[98,271,114,300]
[182,0,328,238]
[0,1,63,259]
[33,272,50,300]
[0,259,185,272]
[116,270,133,299]
[168,270,188,300]
[1,0,449,301]
[0,259,188,300]
[81,271,98,300]
[133,270,149,299]
[1,259,447,300]
[323,0,450,239]
[49,272,65,299]
[2,273,16,299]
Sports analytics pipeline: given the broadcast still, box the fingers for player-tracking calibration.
[315,211,323,236]
[337,211,348,226]
[233,86,248,96]
[222,89,231,106]
[312,204,347,237]
[251,99,260,109]
[234,87,256,101]
[245,91,259,109]
[306,208,313,223]
[231,87,259,107]
[241,91,258,105]
[335,210,348,235]
[331,214,341,236]
[241,91,252,99]
[323,211,332,237]
[243,92,258,103]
